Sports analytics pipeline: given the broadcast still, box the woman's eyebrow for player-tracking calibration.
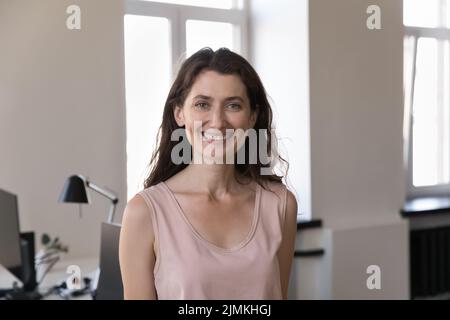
[193,95,212,100]
[224,96,245,102]
[193,95,244,102]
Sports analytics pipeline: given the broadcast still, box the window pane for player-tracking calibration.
[404,0,449,28]
[186,20,234,57]
[146,0,234,9]
[124,15,171,200]
[412,38,450,187]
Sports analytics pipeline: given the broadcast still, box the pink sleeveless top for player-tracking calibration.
[137,180,288,300]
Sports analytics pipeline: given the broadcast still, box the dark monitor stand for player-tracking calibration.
[5,232,41,300]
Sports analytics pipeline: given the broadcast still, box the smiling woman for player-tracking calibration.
[118,47,298,300]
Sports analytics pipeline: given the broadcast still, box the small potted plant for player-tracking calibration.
[35,234,69,285]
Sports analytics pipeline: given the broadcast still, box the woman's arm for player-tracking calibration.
[277,190,298,300]
[119,194,158,299]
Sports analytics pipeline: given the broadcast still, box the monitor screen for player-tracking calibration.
[0,188,22,271]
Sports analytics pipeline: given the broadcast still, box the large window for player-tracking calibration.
[404,0,450,197]
[124,0,248,199]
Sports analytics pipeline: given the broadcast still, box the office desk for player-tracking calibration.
[1,256,106,301]
[39,257,99,300]
[1,257,99,300]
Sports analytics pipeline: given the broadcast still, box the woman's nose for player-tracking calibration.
[209,107,225,128]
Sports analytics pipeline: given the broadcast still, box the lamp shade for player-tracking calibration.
[58,175,89,204]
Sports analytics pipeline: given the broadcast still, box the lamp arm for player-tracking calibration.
[86,181,119,223]
[107,203,117,224]
[86,181,117,202]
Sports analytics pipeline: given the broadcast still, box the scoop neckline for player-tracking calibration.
[160,181,261,253]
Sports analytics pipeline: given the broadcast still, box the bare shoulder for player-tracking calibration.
[261,180,297,222]
[121,193,155,237]
[123,194,152,219]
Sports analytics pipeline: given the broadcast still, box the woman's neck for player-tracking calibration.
[181,163,244,198]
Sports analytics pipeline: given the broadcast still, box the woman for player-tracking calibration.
[119,47,297,300]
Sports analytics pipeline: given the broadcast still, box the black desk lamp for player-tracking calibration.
[58,175,118,223]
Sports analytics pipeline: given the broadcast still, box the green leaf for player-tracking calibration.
[42,233,51,245]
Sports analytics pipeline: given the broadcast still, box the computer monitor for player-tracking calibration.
[95,222,123,300]
[0,188,22,278]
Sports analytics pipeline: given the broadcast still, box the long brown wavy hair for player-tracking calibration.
[143,47,288,190]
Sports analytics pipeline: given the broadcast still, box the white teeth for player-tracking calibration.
[202,131,233,141]
[203,133,225,140]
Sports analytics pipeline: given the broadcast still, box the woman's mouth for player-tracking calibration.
[202,130,234,142]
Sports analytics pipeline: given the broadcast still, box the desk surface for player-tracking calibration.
[1,257,99,300]
[39,256,99,300]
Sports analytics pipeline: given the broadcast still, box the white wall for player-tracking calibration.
[250,0,410,299]
[309,0,406,228]
[331,223,409,299]
[0,0,127,259]
[249,0,406,226]
[248,0,311,220]
[292,223,409,299]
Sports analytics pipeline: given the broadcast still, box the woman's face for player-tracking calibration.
[174,70,258,164]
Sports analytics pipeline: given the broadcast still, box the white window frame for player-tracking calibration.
[404,26,450,198]
[124,0,249,76]
[124,0,249,197]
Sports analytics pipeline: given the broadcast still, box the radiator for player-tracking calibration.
[410,226,450,298]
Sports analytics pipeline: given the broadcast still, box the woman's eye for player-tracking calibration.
[194,102,209,109]
[227,104,241,110]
